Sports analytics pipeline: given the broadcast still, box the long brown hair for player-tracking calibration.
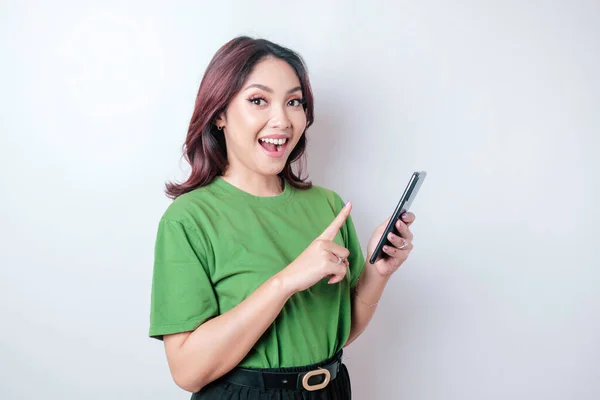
[165,36,314,199]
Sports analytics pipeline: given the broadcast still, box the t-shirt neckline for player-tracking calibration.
[212,176,293,206]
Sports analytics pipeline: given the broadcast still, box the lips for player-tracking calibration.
[258,137,288,158]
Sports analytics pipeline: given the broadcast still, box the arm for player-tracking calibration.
[345,263,389,346]
[164,274,293,393]
[344,212,417,347]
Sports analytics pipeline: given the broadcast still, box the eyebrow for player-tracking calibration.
[244,84,302,94]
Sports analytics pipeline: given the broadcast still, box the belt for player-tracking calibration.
[218,350,343,392]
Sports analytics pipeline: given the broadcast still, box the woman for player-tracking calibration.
[149,36,416,399]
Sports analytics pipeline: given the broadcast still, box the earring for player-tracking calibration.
[218,125,224,131]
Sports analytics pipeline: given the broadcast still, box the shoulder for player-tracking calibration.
[159,184,220,226]
[154,186,221,256]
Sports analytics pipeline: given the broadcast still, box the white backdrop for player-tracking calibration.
[1,1,599,399]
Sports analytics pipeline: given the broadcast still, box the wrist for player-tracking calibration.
[364,260,392,283]
[271,270,297,298]
[352,262,389,305]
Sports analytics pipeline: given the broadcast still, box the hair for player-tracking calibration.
[165,36,314,199]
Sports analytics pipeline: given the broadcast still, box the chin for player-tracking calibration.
[259,163,286,177]
[255,146,292,176]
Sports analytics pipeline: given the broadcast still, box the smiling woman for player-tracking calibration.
[149,36,417,400]
[164,37,315,199]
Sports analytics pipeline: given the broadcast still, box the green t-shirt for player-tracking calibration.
[149,176,365,368]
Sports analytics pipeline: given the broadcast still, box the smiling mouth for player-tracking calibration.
[258,137,288,153]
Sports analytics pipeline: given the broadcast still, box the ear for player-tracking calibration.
[215,112,226,130]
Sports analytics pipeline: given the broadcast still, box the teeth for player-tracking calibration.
[276,145,282,151]
[260,138,287,145]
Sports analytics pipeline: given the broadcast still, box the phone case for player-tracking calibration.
[368,171,427,264]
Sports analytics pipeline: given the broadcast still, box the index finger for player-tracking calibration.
[319,201,352,240]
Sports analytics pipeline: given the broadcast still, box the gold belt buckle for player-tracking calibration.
[301,367,331,391]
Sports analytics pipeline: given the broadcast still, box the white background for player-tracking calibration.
[1,1,599,399]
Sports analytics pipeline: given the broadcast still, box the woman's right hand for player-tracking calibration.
[279,201,353,294]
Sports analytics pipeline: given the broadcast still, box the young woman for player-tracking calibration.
[149,36,416,399]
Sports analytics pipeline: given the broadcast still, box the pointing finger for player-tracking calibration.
[319,201,352,240]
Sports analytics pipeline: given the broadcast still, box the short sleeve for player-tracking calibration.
[149,219,218,340]
[333,193,365,288]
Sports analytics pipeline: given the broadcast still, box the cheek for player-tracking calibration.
[232,108,268,136]
[292,112,307,132]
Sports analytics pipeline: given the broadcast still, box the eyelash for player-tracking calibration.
[247,96,305,107]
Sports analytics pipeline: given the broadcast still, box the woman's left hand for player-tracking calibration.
[366,212,415,277]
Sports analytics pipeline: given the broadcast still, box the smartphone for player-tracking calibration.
[368,171,427,264]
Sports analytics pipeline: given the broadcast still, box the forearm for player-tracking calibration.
[167,274,294,392]
[345,262,390,346]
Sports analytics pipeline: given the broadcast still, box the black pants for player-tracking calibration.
[191,355,352,399]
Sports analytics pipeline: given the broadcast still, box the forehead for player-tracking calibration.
[245,57,301,89]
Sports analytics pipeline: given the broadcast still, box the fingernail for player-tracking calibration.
[402,214,410,220]
[345,201,351,208]
[388,232,395,240]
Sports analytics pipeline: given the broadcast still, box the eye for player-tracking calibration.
[288,98,305,107]
[248,97,267,106]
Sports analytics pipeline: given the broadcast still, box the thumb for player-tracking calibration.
[319,201,352,240]
[375,215,392,234]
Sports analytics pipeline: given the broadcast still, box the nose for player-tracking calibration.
[270,104,291,130]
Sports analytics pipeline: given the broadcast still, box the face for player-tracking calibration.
[216,57,307,178]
